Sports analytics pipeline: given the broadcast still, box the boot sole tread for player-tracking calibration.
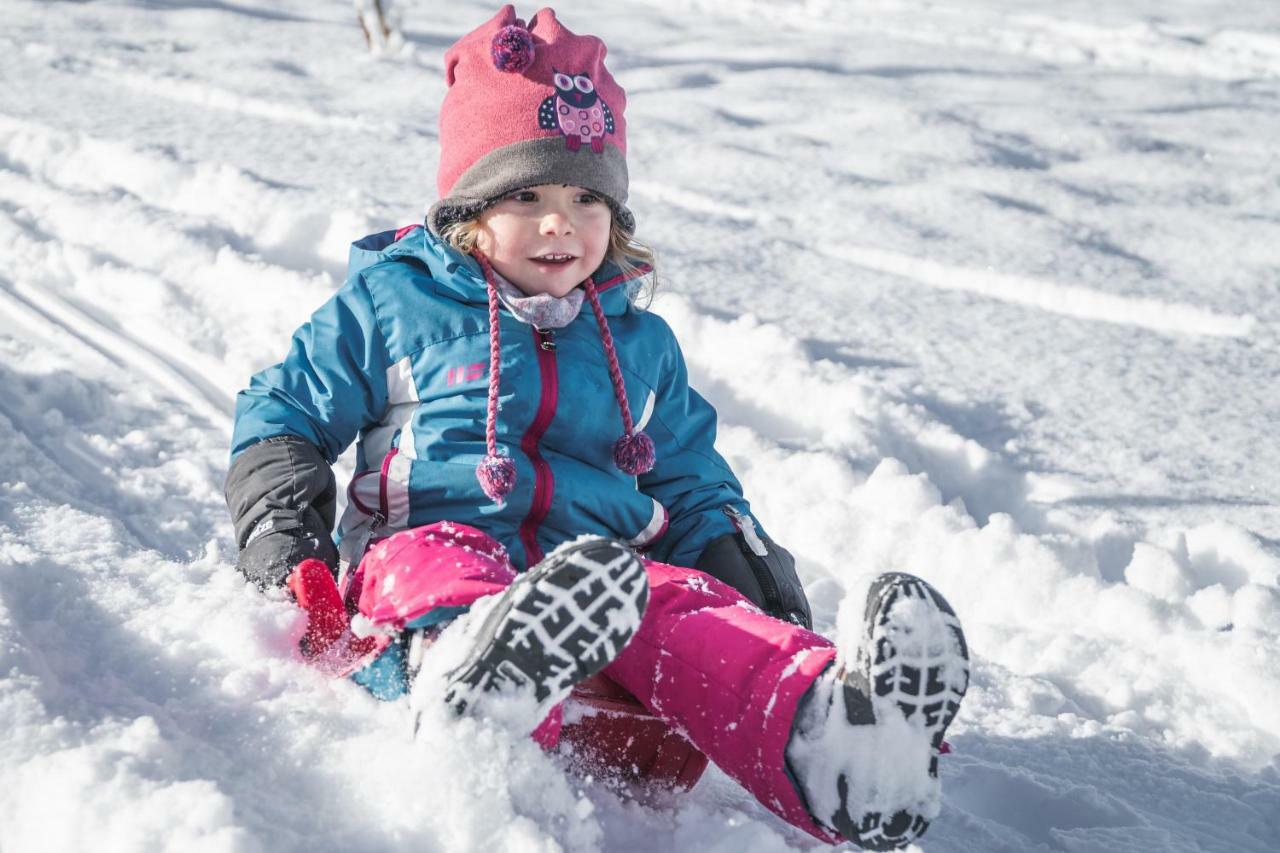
[835,573,970,850]
[444,539,649,714]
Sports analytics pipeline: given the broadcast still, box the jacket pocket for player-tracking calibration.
[341,446,409,564]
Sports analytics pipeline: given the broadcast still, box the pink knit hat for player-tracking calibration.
[427,5,634,236]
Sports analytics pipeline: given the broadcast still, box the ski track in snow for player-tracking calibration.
[821,243,1256,339]
[96,67,402,134]
[653,0,1280,81]
[2,1,1279,851]
[634,180,1258,339]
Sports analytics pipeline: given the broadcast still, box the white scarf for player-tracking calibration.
[492,269,585,329]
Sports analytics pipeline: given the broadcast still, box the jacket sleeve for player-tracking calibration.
[225,275,390,587]
[636,325,812,627]
[230,274,391,464]
[635,336,744,569]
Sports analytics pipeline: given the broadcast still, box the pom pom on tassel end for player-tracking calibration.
[477,454,517,502]
[613,431,656,476]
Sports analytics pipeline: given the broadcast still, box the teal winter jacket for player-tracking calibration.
[230,226,762,572]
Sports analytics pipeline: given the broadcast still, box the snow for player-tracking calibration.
[2,0,1279,850]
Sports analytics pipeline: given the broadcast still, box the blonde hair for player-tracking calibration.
[441,216,658,308]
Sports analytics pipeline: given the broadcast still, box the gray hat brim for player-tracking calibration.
[429,136,634,237]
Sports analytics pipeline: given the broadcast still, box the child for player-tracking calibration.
[224,6,969,849]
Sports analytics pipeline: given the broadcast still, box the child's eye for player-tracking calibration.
[508,190,538,203]
[576,192,601,204]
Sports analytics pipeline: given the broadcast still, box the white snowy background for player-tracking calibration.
[2,0,1278,850]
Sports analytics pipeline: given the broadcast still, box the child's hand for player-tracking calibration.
[696,527,813,629]
[286,558,349,658]
[286,558,381,672]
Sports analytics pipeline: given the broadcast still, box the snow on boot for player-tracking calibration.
[787,572,969,851]
[424,537,649,733]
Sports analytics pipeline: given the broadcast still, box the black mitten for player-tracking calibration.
[225,436,339,589]
[695,513,813,629]
[236,508,339,590]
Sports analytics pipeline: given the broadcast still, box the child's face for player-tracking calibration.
[476,184,612,298]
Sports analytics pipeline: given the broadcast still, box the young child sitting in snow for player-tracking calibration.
[224,6,969,849]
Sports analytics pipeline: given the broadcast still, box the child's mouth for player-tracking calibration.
[531,254,576,267]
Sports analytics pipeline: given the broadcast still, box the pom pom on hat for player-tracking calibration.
[477,454,517,502]
[613,431,656,476]
[491,23,535,73]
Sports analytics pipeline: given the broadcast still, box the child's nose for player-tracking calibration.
[539,209,575,237]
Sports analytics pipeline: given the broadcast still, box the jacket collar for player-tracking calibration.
[351,225,648,318]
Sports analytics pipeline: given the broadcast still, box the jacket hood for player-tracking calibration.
[347,224,646,317]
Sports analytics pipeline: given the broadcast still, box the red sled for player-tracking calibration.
[561,673,708,792]
[288,559,709,791]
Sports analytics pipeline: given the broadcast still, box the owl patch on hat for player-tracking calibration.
[538,70,615,153]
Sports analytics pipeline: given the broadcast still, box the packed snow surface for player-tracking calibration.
[2,0,1279,850]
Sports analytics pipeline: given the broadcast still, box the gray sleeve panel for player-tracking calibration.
[695,532,813,629]
[225,435,337,546]
[224,436,339,588]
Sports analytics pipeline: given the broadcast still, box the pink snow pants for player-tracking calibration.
[353,522,841,844]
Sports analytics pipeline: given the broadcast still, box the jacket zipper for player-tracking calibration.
[517,327,559,565]
[724,506,783,613]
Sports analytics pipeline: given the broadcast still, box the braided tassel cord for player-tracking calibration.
[473,254,517,501]
[583,277,656,475]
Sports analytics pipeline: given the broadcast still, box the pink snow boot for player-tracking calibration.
[787,573,969,850]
